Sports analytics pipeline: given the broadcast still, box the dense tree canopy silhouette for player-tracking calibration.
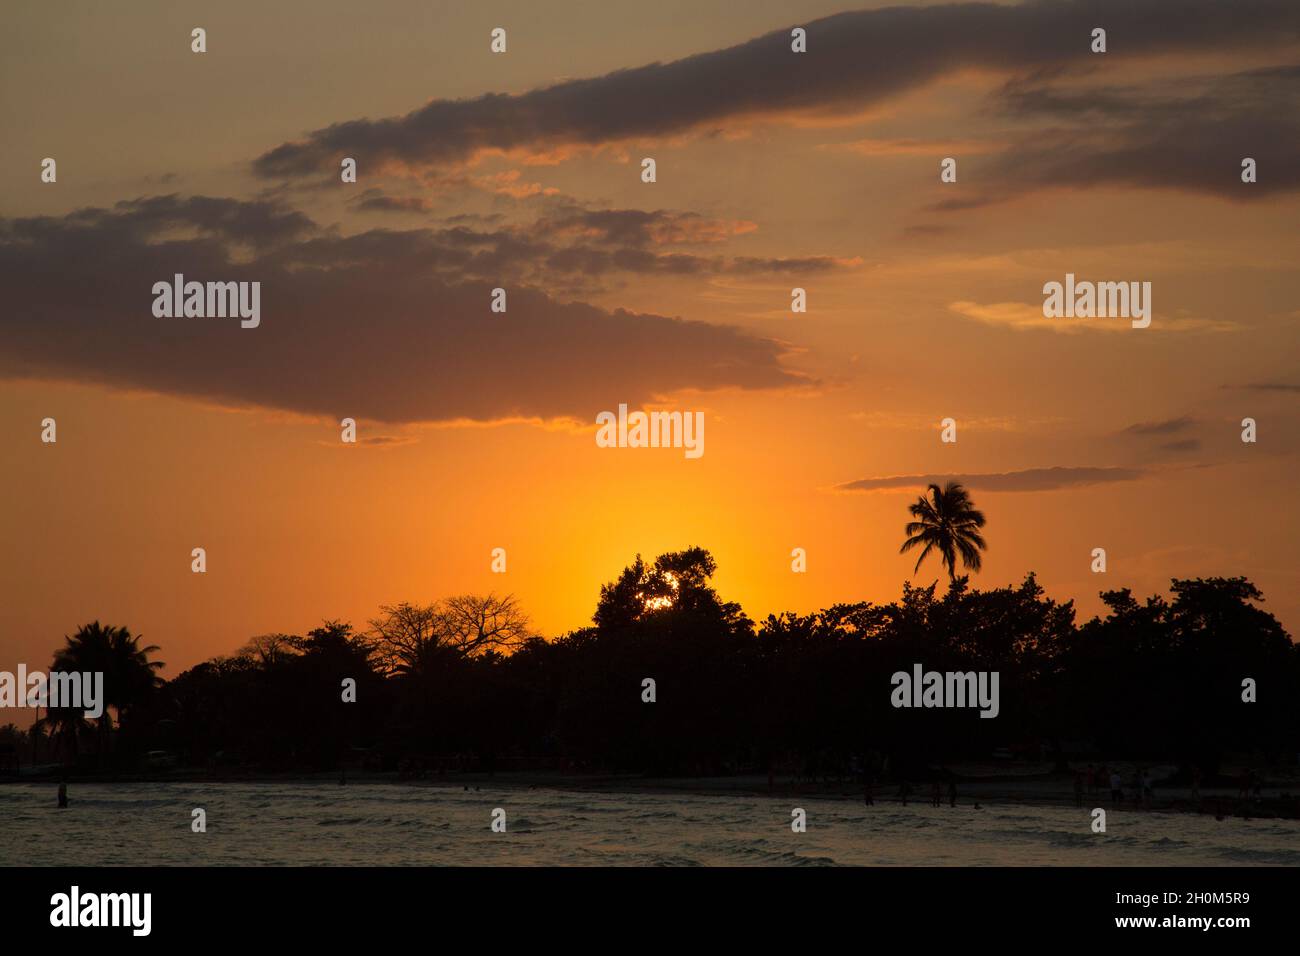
[16,555,1298,782]
[594,547,746,631]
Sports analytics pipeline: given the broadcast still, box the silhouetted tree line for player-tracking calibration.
[8,548,1298,780]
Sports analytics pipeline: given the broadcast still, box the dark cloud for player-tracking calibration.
[535,245,845,278]
[350,188,431,213]
[61,195,316,248]
[1115,418,1211,461]
[444,212,505,226]
[1122,416,1198,436]
[1229,382,1300,393]
[341,434,420,448]
[946,65,1300,207]
[535,207,753,247]
[834,466,1146,493]
[361,435,412,446]
[253,0,1300,178]
[729,255,846,274]
[901,223,957,239]
[0,196,810,424]
[254,203,846,284]
[541,208,673,247]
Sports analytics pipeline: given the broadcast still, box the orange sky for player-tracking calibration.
[3,0,1299,696]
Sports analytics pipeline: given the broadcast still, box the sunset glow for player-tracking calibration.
[2,0,1298,693]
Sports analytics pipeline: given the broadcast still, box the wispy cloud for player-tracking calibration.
[948,301,1239,334]
[833,466,1147,494]
[1226,382,1300,393]
[316,433,421,449]
[1122,416,1198,436]
[821,136,1000,157]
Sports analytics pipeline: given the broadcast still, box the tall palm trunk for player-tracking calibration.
[99,710,114,767]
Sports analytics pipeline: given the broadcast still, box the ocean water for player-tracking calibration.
[1,782,1297,866]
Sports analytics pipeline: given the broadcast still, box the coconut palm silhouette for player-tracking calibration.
[51,621,164,763]
[899,482,987,580]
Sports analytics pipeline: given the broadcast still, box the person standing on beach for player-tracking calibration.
[931,781,942,807]
[57,778,68,809]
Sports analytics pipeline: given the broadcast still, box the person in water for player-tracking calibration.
[57,778,68,809]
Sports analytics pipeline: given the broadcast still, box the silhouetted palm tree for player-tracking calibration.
[51,622,164,762]
[899,482,987,580]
